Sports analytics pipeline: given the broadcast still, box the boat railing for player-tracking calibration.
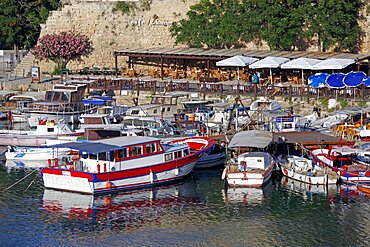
[22,102,96,113]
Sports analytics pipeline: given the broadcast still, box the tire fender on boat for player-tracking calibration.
[221,166,228,180]
[149,169,154,183]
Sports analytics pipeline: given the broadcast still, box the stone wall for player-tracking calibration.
[36,0,370,73]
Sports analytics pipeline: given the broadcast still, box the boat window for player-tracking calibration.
[47,128,54,132]
[157,143,163,152]
[154,109,158,114]
[89,153,97,160]
[118,148,129,159]
[132,145,143,156]
[131,110,140,115]
[165,153,173,161]
[133,119,142,126]
[98,152,107,161]
[167,107,171,112]
[183,148,190,156]
[174,151,182,159]
[146,143,157,154]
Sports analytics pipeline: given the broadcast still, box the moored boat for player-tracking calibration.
[5,146,73,161]
[40,136,203,194]
[164,136,227,169]
[311,145,370,184]
[223,152,276,187]
[277,154,338,185]
[357,184,370,195]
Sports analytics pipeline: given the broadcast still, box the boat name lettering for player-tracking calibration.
[62,171,71,176]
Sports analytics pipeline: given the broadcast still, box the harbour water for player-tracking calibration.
[0,163,369,246]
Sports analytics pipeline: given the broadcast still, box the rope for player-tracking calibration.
[24,172,39,192]
[2,169,38,192]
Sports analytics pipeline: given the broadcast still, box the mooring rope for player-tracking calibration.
[2,169,38,192]
[24,172,39,192]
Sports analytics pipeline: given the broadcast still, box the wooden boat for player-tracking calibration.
[0,119,83,146]
[222,152,276,187]
[277,154,338,185]
[311,145,370,184]
[164,136,227,169]
[357,184,370,194]
[40,136,203,194]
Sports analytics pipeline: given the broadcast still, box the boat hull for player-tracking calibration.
[41,155,198,194]
[226,170,272,187]
[280,166,337,185]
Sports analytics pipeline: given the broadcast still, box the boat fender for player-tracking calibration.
[97,163,101,173]
[221,167,227,180]
[106,181,112,189]
[54,158,58,168]
[47,159,52,168]
[103,163,107,173]
[175,166,179,176]
[149,169,154,183]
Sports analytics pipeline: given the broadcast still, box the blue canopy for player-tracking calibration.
[326,73,346,89]
[343,71,366,87]
[51,142,121,154]
[363,77,370,87]
[308,73,329,88]
[82,96,115,105]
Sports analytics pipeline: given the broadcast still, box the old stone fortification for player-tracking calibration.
[36,0,270,73]
[36,0,370,73]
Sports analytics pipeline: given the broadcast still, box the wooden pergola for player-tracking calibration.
[114,47,370,80]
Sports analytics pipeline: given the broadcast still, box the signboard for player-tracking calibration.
[31,66,40,83]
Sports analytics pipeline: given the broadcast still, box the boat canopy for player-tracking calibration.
[229,130,273,148]
[51,142,122,154]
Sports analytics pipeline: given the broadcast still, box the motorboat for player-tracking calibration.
[311,145,370,184]
[164,136,227,169]
[0,119,83,146]
[5,145,73,161]
[277,154,338,185]
[40,136,204,194]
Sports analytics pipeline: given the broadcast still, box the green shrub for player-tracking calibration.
[337,98,348,109]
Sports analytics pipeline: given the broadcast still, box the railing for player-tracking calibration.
[69,77,370,99]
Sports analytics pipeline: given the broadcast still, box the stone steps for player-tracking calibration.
[13,53,36,78]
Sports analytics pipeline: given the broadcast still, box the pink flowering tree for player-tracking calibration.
[32,31,93,74]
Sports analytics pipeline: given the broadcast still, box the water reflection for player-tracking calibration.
[41,177,199,226]
[222,180,273,205]
[4,160,45,171]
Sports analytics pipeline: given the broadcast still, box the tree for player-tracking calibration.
[32,31,94,74]
[0,0,59,49]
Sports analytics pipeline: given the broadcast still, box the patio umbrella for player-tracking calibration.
[280,57,321,84]
[216,55,259,80]
[249,56,290,83]
[362,77,370,87]
[312,58,355,71]
[308,73,329,88]
[325,73,346,89]
[343,71,366,87]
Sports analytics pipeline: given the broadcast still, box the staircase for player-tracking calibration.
[13,53,36,78]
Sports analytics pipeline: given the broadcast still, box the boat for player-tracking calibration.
[6,92,46,123]
[222,130,275,187]
[357,184,370,195]
[164,136,227,169]
[311,145,370,184]
[277,154,338,185]
[0,119,83,146]
[40,136,203,194]
[5,145,73,161]
[21,83,95,128]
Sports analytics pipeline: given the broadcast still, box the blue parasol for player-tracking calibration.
[308,73,329,88]
[326,73,346,89]
[343,71,366,87]
[363,77,370,87]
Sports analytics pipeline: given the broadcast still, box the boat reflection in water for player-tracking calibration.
[4,160,45,171]
[41,177,199,225]
[280,176,338,200]
[222,180,274,205]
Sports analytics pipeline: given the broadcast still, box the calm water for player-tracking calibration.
[0,163,369,246]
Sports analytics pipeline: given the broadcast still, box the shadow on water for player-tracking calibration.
[0,161,369,246]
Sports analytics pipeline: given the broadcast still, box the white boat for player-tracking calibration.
[7,92,45,123]
[164,136,227,169]
[40,136,203,194]
[0,119,83,146]
[223,152,276,187]
[5,146,73,161]
[277,154,338,185]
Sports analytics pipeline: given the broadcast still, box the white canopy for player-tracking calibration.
[280,57,321,84]
[249,56,289,69]
[228,130,273,149]
[216,55,259,80]
[312,58,355,70]
[216,55,259,67]
[280,57,321,70]
[249,56,289,83]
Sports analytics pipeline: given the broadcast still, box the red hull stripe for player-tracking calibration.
[41,153,199,182]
